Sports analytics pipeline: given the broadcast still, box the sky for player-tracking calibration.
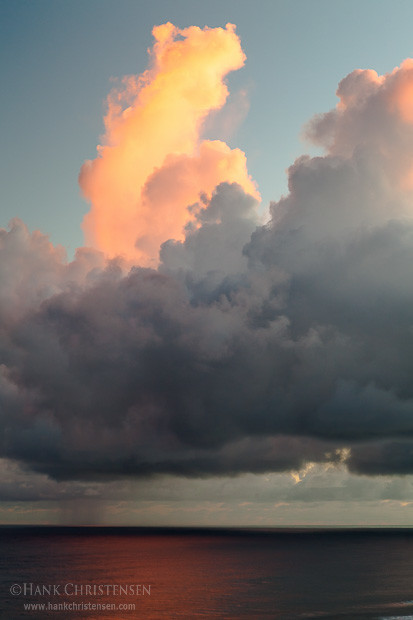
[2,0,413,526]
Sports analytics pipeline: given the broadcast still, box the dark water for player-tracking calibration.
[1,527,413,619]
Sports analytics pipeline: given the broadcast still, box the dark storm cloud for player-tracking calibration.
[3,61,413,482]
[348,442,413,476]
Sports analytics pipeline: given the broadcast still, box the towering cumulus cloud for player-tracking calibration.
[2,31,413,486]
[79,23,258,266]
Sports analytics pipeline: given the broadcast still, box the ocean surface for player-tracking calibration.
[1,527,413,619]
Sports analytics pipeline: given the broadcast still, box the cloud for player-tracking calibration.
[79,23,258,267]
[0,195,336,480]
[3,34,413,486]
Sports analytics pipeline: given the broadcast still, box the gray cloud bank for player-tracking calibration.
[3,61,413,481]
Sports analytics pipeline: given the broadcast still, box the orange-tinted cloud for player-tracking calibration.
[79,23,259,266]
[390,58,413,125]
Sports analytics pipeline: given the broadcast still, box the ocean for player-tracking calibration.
[1,527,413,619]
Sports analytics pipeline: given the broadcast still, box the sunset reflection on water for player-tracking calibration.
[3,528,413,618]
